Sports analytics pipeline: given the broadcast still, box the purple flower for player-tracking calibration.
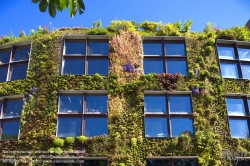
[193,89,199,94]
[28,94,33,98]
[123,63,135,72]
[32,87,37,92]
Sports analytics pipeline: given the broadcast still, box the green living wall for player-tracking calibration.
[0,20,250,166]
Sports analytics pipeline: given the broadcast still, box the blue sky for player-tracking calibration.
[0,0,250,36]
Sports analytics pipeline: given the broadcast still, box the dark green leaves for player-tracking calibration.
[32,0,85,18]
[39,0,48,12]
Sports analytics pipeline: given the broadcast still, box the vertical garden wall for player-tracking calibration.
[0,20,250,166]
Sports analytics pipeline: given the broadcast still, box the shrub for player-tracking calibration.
[76,136,88,144]
[65,137,75,145]
[107,20,136,32]
[86,28,108,35]
[141,21,160,32]
[53,138,65,147]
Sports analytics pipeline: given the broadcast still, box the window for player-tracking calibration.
[57,91,108,137]
[0,44,30,82]
[146,157,198,166]
[217,41,250,79]
[226,96,250,138]
[143,38,188,75]
[0,95,23,141]
[62,38,109,75]
[144,91,194,138]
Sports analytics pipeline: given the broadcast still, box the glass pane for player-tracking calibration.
[171,118,194,137]
[65,41,86,55]
[241,65,250,79]
[238,48,250,61]
[89,41,109,55]
[0,67,8,82]
[57,117,81,137]
[144,96,167,113]
[220,63,239,78]
[4,99,23,117]
[1,121,20,140]
[143,60,164,74]
[226,98,245,115]
[165,43,186,56]
[217,46,235,59]
[59,95,83,113]
[63,59,84,75]
[85,160,108,166]
[13,46,30,61]
[236,160,250,166]
[85,117,108,137]
[147,160,170,166]
[88,59,109,75]
[10,64,28,80]
[229,119,249,138]
[143,43,162,56]
[169,96,192,113]
[174,159,198,166]
[0,49,11,63]
[145,117,168,137]
[86,95,108,113]
[166,60,187,75]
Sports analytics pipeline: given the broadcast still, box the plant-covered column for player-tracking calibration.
[108,30,144,166]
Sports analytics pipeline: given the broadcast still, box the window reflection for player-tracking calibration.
[88,59,109,75]
[220,63,239,78]
[13,47,30,61]
[0,67,8,82]
[65,41,86,55]
[144,60,164,74]
[4,99,23,117]
[165,43,186,56]
[166,60,187,75]
[0,49,11,63]
[89,41,109,55]
[1,121,20,140]
[63,59,84,75]
[218,46,235,59]
[145,117,168,137]
[144,96,167,113]
[238,48,250,61]
[226,98,245,115]
[147,160,170,166]
[143,43,162,56]
[173,159,198,166]
[86,95,107,113]
[59,95,83,113]
[85,117,108,137]
[57,117,81,137]
[241,65,250,79]
[171,118,194,137]
[10,64,28,80]
[169,96,192,113]
[229,119,249,138]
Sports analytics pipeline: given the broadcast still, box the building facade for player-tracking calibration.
[0,21,250,166]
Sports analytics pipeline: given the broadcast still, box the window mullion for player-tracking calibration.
[235,44,243,78]
[82,94,86,136]
[167,95,171,137]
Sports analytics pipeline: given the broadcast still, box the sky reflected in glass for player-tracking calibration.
[218,46,235,59]
[144,96,166,113]
[65,41,86,55]
[89,41,109,55]
[59,95,83,113]
[169,96,192,113]
[165,43,186,56]
[220,63,239,78]
[85,117,108,137]
[57,117,81,137]
[143,43,162,56]
[63,59,84,75]
[229,119,249,138]
[88,59,109,75]
[171,118,194,137]
[2,121,20,140]
[144,60,164,74]
[11,64,28,80]
[226,98,245,115]
[166,60,187,75]
[145,117,168,137]
[86,95,108,113]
